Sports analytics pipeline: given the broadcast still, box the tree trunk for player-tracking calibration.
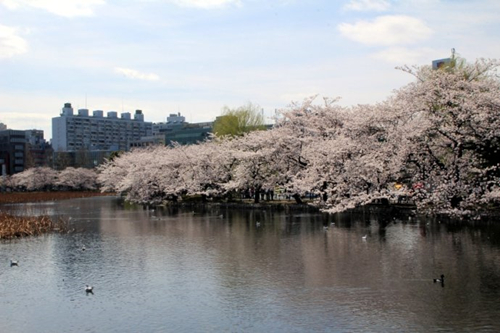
[293,193,303,204]
[254,187,261,204]
[450,195,462,208]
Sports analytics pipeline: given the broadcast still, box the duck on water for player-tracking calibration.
[433,274,445,283]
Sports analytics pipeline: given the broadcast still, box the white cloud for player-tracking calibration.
[168,0,241,9]
[0,0,105,17]
[114,67,160,81]
[0,24,28,59]
[338,15,433,46]
[343,0,390,12]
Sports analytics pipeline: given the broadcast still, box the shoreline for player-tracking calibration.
[2,192,498,222]
[0,191,115,205]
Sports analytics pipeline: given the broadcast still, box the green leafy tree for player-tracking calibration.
[212,102,266,137]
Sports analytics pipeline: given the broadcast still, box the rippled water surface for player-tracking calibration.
[1,196,500,332]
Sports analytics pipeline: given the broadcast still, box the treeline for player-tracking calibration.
[1,167,98,191]
[97,58,500,216]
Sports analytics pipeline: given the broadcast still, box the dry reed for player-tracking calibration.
[0,213,68,239]
[0,191,113,239]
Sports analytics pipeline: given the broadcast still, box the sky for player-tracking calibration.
[1,0,499,140]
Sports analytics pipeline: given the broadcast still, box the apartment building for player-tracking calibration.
[0,129,26,175]
[52,103,153,153]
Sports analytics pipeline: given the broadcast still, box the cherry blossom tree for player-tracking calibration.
[271,97,346,203]
[57,167,98,190]
[390,58,500,214]
[97,142,234,204]
[98,147,169,204]
[8,167,99,191]
[220,129,288,203]
[9,167,58,191]
[176,139,236,200]
[272,97,408,213]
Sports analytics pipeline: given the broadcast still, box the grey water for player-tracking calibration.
[1,196,500,333]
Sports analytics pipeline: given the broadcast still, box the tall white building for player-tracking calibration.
[52,102,152,152]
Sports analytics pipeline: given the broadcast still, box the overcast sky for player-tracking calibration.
[1,0,499,140]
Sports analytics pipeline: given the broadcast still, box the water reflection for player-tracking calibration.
[1,197,500,332]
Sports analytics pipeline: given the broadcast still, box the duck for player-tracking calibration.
[85,285,94,293]
[10,260,18,267]
[433,274,445,283]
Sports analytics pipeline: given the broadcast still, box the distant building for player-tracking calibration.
[25,129,52,168]
[0,129,52,175]
[0,129,26,175]
[129,135,165,148]
[164,121,213,146]
[151,112,213,146]
[52,103,153,167]
[129,112,187,148]
[52,103,152,152]
[432,58,451,70]
[152,113,186,136]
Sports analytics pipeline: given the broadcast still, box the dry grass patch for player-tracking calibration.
[0,213,68,239]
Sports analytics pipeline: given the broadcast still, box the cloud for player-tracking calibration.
[0,0,105,17]
[343,0,390,12]
[114,67,160,81]
[168,0,241,9]
[338,15,433,46]
[0,24,28,59]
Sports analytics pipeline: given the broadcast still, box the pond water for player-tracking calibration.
[1,196,500,333]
